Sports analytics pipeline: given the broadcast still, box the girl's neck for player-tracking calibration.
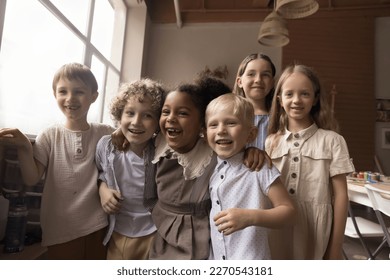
[251,100,268,115]
[287,118,314,133]
[127,142,148,158]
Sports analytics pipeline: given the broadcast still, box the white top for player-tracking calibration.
[209,152,280,260]
[265,123,355,259]
[95,135,156,245]
[33,123,114,246]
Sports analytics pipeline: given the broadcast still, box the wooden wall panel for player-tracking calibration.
[282,17,375,171]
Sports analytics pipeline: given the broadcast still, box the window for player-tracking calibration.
[0,0,126,134]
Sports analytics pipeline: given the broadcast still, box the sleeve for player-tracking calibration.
[95,135,109,184]
[33,128,52,168]
[329,133,355,177]
[258,165,281,196]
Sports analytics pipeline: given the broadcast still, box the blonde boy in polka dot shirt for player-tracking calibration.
[205,93,296,260]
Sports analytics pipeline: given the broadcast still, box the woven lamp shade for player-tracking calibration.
[258,11,289,47]
[276,0,319,19]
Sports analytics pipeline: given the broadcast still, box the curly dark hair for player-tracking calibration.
[110,78,166,124]
[163,75,231,127]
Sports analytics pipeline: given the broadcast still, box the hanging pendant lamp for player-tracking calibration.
[258,11,289,47]
[276,0,319,19]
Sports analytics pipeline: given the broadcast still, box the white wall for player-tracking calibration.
[139,22,282,89]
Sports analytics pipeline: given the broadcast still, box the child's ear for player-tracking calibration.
[91,91,99,103]
[277,95,283,107]
[247,126,258,143]
[236,77,243,88]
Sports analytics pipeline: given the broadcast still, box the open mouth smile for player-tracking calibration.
[166,128,182,137]
[65,105,79,110]
[128,128,144,134]
[216,139,232,145]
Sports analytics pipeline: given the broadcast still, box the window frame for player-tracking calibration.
[0,0,126,125]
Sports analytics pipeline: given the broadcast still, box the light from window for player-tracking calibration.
[0,0,84,134]
[49,0,89,34]
[0,0,123,135]
[91,0,115,59]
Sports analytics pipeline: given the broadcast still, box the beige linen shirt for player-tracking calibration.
[265,123,354,259]
[33,123,114,246]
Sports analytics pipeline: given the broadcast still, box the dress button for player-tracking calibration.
[294,142,299,147]
[289,188,295,194]
[76,148,82,154]
[222,256,226,260]
[291,173,297,178]
[294,133,299,138]
[223,161,227,164]
[216,200,220,205]
[293,157,299,162]
[220,175,224,179]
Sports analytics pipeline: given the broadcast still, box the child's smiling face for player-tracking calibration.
[54,77,98,127]
[159,90,203,154]
[206,103,256,159]
[120,95,159,155]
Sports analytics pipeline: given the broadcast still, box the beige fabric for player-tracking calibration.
[152,137,214,180]
[265,124,354,259]
[107,231,155,260]
[33,123,114,246]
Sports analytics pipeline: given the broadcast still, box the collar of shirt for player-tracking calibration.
[283,122,318,142]
[152,136,214,180]
[216,152,245,172]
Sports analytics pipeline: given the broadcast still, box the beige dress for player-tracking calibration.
[265,124,354,259]
[148,138,216,260]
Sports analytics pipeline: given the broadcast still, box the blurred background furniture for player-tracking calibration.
[365,183,390,259]
[345,182,387,259]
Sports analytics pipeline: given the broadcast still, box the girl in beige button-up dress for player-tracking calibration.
[265,64,354,260]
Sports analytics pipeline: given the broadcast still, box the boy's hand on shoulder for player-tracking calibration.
[213,208,251,235]
[111,128,128,151]
[243,147,272,171]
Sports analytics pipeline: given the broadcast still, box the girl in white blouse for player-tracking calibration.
[265,64,355,259]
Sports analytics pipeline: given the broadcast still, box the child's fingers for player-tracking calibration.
[213,211,227,223]
[113,191,124,201]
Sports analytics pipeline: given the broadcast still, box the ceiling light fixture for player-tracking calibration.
[276,0,319,19]
[258,11,289,47]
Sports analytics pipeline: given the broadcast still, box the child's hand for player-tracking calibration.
[214,208,251,235]
[111,128,128,151]
[0,128,31,150]
[243,147,272,171]
[99,182,123,214]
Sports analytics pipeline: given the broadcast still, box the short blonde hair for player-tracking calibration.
[206,93,254,127]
